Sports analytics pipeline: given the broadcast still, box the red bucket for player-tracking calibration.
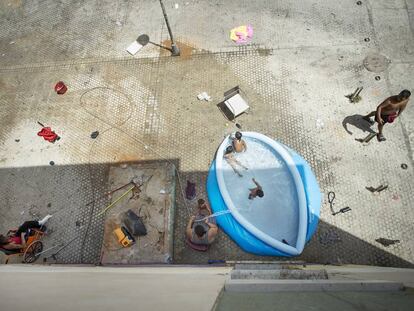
[54,81,67,95]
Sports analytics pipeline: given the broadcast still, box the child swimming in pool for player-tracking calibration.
[249,178,264,200]
[224,145,248,177]
[232,131,247,153]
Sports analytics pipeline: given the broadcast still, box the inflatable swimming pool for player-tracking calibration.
[206,132,321,256]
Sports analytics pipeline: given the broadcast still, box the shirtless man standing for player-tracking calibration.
[232,131,247,152]
[363,90,411,141]
[224,145,248,177]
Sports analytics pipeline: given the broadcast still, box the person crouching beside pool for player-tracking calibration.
[249,178,264,200]
[186,199,218,246]
[232,131,247,152]
[224,145,248,177]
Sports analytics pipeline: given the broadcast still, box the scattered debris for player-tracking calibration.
[120,164,128,169]
[327,191,336,215]
[355,132,376,144]
[185,180,196,200]
[9,41,15,45]
[46,236,80,261]
[328,191,351,216]
[164,254,172,263]
[230,25,253,44]
[332,207,351,215]
[54,81,67,95]
[90,131,99,139]
[159,189,166,194]
[375,238,400,247]
[123,209,147,236]
[392,194,400,201]
[115,21,122,27]
[174,3,179,9]
[37,122,60,143]
[197,92,212,101]
[401,163,408,170]
[96,176,153,215]
[20,210,25,215]
[126,40,143,56]
[113,226,135,247]
[49,161,55,166]
[316,118,324,129]
[366,185,388,193]
[345,87,363,103]
[220,86,250,120]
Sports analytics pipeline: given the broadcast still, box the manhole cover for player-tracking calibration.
[363,53,390,73]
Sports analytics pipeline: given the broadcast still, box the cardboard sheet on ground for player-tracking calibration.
[100,162,175,264]
[126,41,143,55]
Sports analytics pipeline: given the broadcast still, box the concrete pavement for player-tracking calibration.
[0,0,413,266]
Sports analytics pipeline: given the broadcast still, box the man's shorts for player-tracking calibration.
[376,114,397,124]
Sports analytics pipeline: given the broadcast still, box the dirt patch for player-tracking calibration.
[100,162,175,264]
[160,40,197,59]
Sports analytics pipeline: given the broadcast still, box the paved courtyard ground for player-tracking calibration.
[0,0,413,267]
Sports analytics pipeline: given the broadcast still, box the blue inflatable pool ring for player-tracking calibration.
[206,132,321,256]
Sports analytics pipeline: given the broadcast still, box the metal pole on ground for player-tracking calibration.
[158,0,180,56]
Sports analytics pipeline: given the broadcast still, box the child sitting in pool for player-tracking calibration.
[232,131,247,153]
[249,178,264,200]
[224,145,248,177]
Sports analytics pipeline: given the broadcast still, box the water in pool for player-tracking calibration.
[221,137,299,246]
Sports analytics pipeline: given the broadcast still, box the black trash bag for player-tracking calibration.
[185,180,196,200]
[123,209,147,236]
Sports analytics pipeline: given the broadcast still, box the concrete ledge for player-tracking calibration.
[225,279,404,292]
[231,269,282,279]
[0,264,232,275]
[234,263,284,270]
[231,269,328,280]
[0,265,230,311]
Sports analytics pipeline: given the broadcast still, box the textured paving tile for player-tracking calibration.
[0,0,413,267]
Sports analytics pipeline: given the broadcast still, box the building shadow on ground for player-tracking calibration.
[175,170,413,268]
[0,162,412,268]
